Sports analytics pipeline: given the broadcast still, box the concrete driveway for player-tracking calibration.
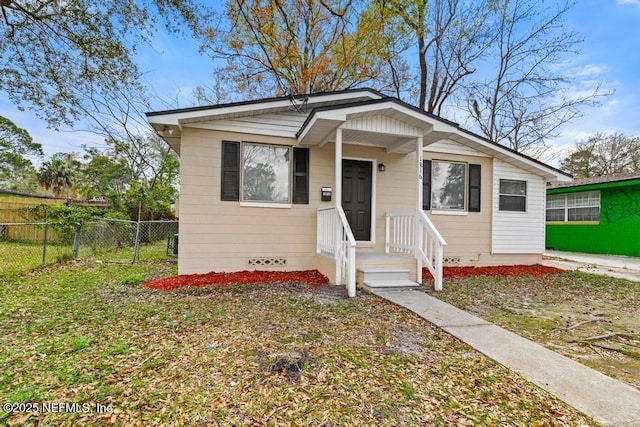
[543,250,640,282]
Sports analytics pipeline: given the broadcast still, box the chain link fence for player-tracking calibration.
[0,218,178,276]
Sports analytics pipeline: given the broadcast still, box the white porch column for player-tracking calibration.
[335,128,343,207]
[416,136,423,211]
[416,136,424,283]
[334,127,343,286]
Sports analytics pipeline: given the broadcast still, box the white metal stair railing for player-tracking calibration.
[317,206,357,297]
[385,210,447,291]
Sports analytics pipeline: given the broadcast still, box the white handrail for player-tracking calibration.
[317,206,357,297]
[416,210,446,291]
[386,210,447,291]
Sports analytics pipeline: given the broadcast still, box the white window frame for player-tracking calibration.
[499,179,527,212]
[240,142,292,207]
[430,160,467,212]
[546,191,600,223]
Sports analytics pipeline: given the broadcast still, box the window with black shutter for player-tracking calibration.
[468,164,481,212]
[220,141,309,205]
[221,141,240,201]
[293,148,310,204]
[422,159,431,210]
[423,160,481,212]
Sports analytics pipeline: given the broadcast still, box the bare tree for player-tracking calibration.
[560,132,640,179]
[375,0,499,113]
[465,0,606,157]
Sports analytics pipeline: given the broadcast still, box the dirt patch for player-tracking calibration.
[264,346,313,381]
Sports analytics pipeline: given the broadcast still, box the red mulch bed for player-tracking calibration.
[423,264,565,281]
[143,269,329,291]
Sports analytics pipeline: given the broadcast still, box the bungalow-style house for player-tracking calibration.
[546,172,640,257]
[146,89,571,296]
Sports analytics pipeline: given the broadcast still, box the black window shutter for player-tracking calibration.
[468,163,481,212]
[221,141,240,201]
[422,160,431,210]
[293,147,310,204]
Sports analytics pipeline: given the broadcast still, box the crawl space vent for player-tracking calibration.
[247,257,287,267]
[443,256,461,265]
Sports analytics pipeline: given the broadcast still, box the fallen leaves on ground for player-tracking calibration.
[0,260,597,426]
[426,271,640,391]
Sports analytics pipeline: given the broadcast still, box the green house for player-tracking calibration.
[546,172,640,257]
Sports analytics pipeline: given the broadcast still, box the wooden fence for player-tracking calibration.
[0,196,65,242]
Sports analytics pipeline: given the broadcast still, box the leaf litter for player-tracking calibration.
[424,268,640,391]
[0,261,597,425]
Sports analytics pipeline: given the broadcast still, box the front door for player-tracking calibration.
[342,159,373,241]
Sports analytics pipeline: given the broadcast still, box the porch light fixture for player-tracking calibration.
[378,163,386,172]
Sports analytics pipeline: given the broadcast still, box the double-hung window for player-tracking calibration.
[546,191,600,222]
[431,161,467,210]
[221,141,309,205]
[499,180,527,212]
[422,160,481,212]
[242,143,291,203]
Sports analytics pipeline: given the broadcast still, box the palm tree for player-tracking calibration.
[38,158,74,199]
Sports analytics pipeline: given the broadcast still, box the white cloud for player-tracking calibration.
[568,64,610,77]
[617,0,640,6]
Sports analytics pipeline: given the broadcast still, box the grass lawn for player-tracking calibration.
[424,271,640,391]
[0,261,597,426]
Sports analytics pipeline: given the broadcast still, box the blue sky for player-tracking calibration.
[1,0,639,166]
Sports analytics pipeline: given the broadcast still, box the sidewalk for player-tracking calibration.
[371,288,640,427]
[544,250,640,282]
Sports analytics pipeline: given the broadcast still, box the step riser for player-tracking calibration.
[357,267,417,289]
[362,280,418,290]
[364,271,409,282]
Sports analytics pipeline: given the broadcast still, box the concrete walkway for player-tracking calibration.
[543,250,640,282]
[371,288,640,427]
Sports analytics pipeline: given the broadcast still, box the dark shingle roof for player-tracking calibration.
[549,171,640,189]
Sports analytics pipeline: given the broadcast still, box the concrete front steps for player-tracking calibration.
[356,252,419,290]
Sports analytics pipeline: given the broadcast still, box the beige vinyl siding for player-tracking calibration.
[177,127,419,276]
[177,124,547,277]
[178,128,314,274]
[423,151,493,266]
[491,158,546,254]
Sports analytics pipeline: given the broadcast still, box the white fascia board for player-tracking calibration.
[449,132,571,181]
[296,114,321,142]
[149,90,383,126]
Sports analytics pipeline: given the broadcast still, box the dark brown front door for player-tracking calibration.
[342,159,372,241]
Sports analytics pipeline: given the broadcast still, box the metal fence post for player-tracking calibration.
[42,221,48,266]
[132,221,141,264]
[72,225,81,258]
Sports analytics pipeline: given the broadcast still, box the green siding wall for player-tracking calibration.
[546,184,640,257]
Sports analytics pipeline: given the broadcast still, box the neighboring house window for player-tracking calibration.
[221,141,309,204]
[546,191,600,222]
[422,160,481,212]
[499,180,527,212]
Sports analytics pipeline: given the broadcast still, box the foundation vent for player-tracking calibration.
[247,257,287,267]
[443,256,461,266]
